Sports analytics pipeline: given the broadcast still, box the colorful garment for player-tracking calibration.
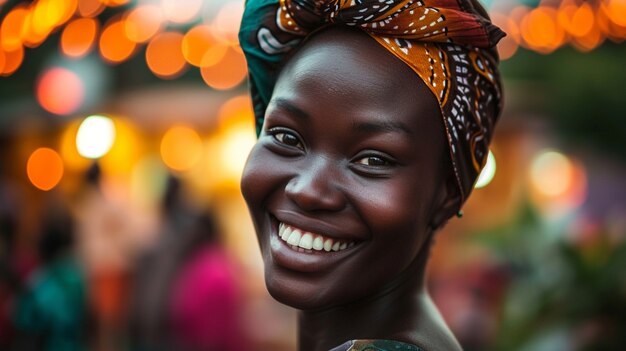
[331,339,424,351]
[239,0,505,206]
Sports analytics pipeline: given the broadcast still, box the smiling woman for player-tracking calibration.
[238,1,504,351]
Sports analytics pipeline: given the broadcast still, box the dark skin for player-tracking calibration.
[241,27,462,351]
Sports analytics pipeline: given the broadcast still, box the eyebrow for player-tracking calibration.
[353,120,413,136]
[270,98,412,136]
[269,98,311,120]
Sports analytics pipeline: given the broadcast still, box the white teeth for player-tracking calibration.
[299,233,313,250]
[287,229,302,245]
[312,236,324,251]
[323,239,333,252]
[278,222,355,253]
[281,226,292,240]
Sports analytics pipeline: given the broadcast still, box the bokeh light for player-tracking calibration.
[475,150,497,189]
[21,7,48,48]
[99,17,137,63]
[0,4,28,52]
[161,0,204,24]
[76,115,116,159]
[0,45,24,76]
[606,0,626,27]
[124,4,164,43]
[160,125,203,171]
[77,0,105,18]
[61,17,99,58]
[530,150,573,198]
[182,25,228,67]
[220,124,256,183]
[36,67,85,115]
[145,31,187,79]
[200,47,247,90]
[529,149,588,216]
[26,147,64,191]
[520,6,565,53]
[99,118,142,176]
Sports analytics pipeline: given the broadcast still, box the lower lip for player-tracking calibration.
[269,222,360,273]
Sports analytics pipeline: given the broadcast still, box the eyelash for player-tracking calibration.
[268,127,304,150]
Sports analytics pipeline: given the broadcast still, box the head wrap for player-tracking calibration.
[239,0,505,206]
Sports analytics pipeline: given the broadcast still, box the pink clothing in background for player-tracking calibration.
[169,246,247,351]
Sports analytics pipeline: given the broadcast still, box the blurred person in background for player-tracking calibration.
[128,174,249,351]
[72,162,135,351]
[11,195,88,351]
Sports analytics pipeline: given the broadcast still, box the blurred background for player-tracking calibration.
[0,0,624,350]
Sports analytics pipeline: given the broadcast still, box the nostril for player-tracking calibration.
[285,174,345,212]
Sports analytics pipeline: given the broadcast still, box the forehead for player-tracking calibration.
[270,27,443,138]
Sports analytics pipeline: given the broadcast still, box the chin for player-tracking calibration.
[263,267,329,310]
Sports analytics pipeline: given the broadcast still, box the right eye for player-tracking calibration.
[270,129,304,150]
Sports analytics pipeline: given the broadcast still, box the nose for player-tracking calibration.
[285,157,346,212]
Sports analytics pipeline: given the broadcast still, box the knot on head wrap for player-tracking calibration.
[239,0,506,207]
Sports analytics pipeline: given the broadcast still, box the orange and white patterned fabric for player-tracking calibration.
[239,0,505,206]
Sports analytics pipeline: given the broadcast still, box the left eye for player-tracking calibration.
[355,155,392,167]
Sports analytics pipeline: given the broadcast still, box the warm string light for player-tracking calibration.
[0,0,623,79]
[492,0,626,59]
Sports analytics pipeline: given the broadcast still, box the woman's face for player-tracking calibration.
[241,28,453,310]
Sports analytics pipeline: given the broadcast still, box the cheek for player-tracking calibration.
[350,177,434,263]
[354,179,430,233]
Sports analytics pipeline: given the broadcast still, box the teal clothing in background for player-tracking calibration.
[13,256,87,351]
[331,339,424,351]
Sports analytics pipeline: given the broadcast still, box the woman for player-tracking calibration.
[238,0,504,350]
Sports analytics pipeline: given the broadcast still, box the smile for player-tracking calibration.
[279,222,356,253]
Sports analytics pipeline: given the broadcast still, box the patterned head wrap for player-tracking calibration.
[239,0,505,206]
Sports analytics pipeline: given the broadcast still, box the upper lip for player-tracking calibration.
[272,209,367,242]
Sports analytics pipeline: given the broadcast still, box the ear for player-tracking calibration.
[429,174,462,231]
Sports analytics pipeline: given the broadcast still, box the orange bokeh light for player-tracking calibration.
[21,8,48,48]
[30,0,77,40]
[27,147,64,191]
[124,4,164,43]
[146,32,187,79]
[606,0,626,27]
[182,25,228,67]
[0,45,24,76]
[201,47,247,90]
[77,0,105,17]
[559,3,595,38]
[99,17,137,63]
[520,6,565,53]
[160,125,203,171]
[0,4,28,51]
[61,17,99,58]
[36,67,84,115]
